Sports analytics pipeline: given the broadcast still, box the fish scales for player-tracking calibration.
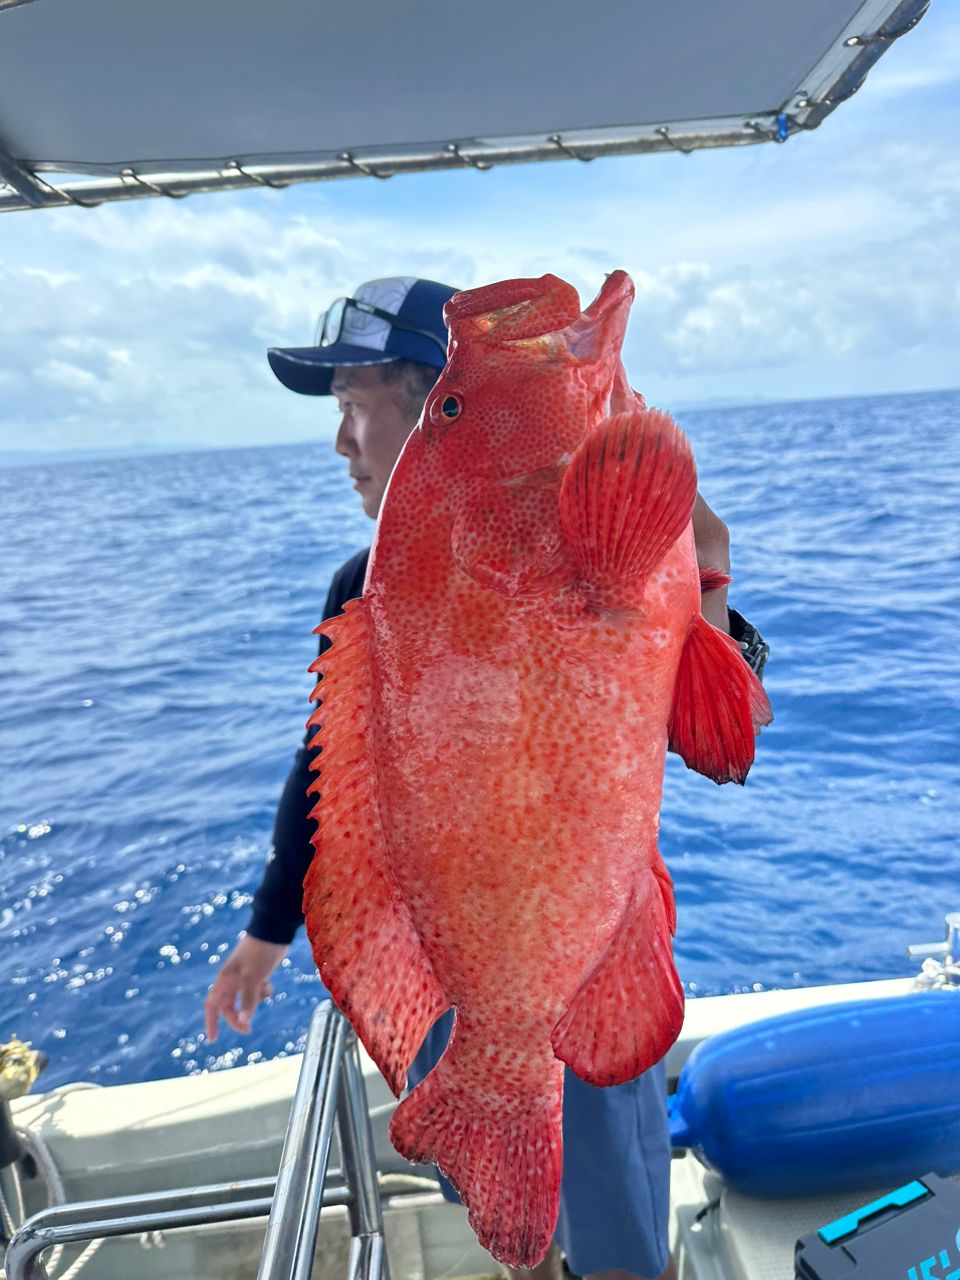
[304,270,772,1266]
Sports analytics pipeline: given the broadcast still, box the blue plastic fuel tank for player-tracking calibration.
[668,991,960,1197]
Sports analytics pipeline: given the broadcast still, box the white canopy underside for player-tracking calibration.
[0,0,930,211]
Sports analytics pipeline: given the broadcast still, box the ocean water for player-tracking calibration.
[1,388,958,1090]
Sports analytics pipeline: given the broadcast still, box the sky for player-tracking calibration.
[1,4,958,454]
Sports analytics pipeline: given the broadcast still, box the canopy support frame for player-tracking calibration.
[0,0,933,214]
[0,122,778,214]
[0,144,49,207]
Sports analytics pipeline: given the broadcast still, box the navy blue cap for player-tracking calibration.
[267,276,459,396]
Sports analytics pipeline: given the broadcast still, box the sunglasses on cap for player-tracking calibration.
[315,296,448,357]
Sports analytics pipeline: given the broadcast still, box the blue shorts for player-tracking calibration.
[407,1012,670,1279]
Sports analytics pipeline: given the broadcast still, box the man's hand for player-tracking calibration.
[204,934,289,1042]
[692,493,731,633]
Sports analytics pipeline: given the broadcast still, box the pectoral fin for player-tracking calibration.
[668,612,773,784]
[304,598,449,1094]
[557,408,697,605]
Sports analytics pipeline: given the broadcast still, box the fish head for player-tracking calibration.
[419,271,637,487]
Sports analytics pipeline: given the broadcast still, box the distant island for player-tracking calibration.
[0,440,317,470]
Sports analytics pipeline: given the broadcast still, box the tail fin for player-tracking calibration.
[389,1022,564,1268]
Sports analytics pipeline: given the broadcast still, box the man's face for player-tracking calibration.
[332,365,419,520]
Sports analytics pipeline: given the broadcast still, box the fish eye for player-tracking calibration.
[430,391,464,426]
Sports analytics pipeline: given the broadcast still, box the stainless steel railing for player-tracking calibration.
[257,999,350,1280]
[335,1036,389,1280]
[5,1001,429,1280]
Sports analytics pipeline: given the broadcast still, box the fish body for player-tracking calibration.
[304,272,771,1266]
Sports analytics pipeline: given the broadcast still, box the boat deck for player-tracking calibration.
[4,978,949,1280]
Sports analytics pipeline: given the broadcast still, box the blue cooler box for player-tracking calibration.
[795,1173,960,1279]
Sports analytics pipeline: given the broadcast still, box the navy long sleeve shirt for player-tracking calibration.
[248,548,370,944]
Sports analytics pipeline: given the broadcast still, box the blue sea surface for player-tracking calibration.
[1,389,958,1089]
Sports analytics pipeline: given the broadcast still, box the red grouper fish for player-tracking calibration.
[303,270,772,1267]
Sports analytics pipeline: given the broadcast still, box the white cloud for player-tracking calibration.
[864,24,960,98]
[1,172,956,451]
[622,225,960,379]
[37,360,108,398]
[22,266,81,287]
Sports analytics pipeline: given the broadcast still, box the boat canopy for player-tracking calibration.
[0,0,930,213]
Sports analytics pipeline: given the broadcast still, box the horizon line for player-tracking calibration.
[3,383,958,466]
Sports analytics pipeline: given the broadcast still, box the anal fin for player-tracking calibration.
[551,861,683,1086]
[304,597,448,1095]
[668,611,773,785]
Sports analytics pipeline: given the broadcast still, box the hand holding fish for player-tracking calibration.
[692,493,731,631]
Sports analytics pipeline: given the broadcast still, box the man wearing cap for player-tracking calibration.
[204,276,767,1280]
[204,277,458,1034]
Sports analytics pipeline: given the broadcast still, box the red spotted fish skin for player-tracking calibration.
[304,271,772,1267]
